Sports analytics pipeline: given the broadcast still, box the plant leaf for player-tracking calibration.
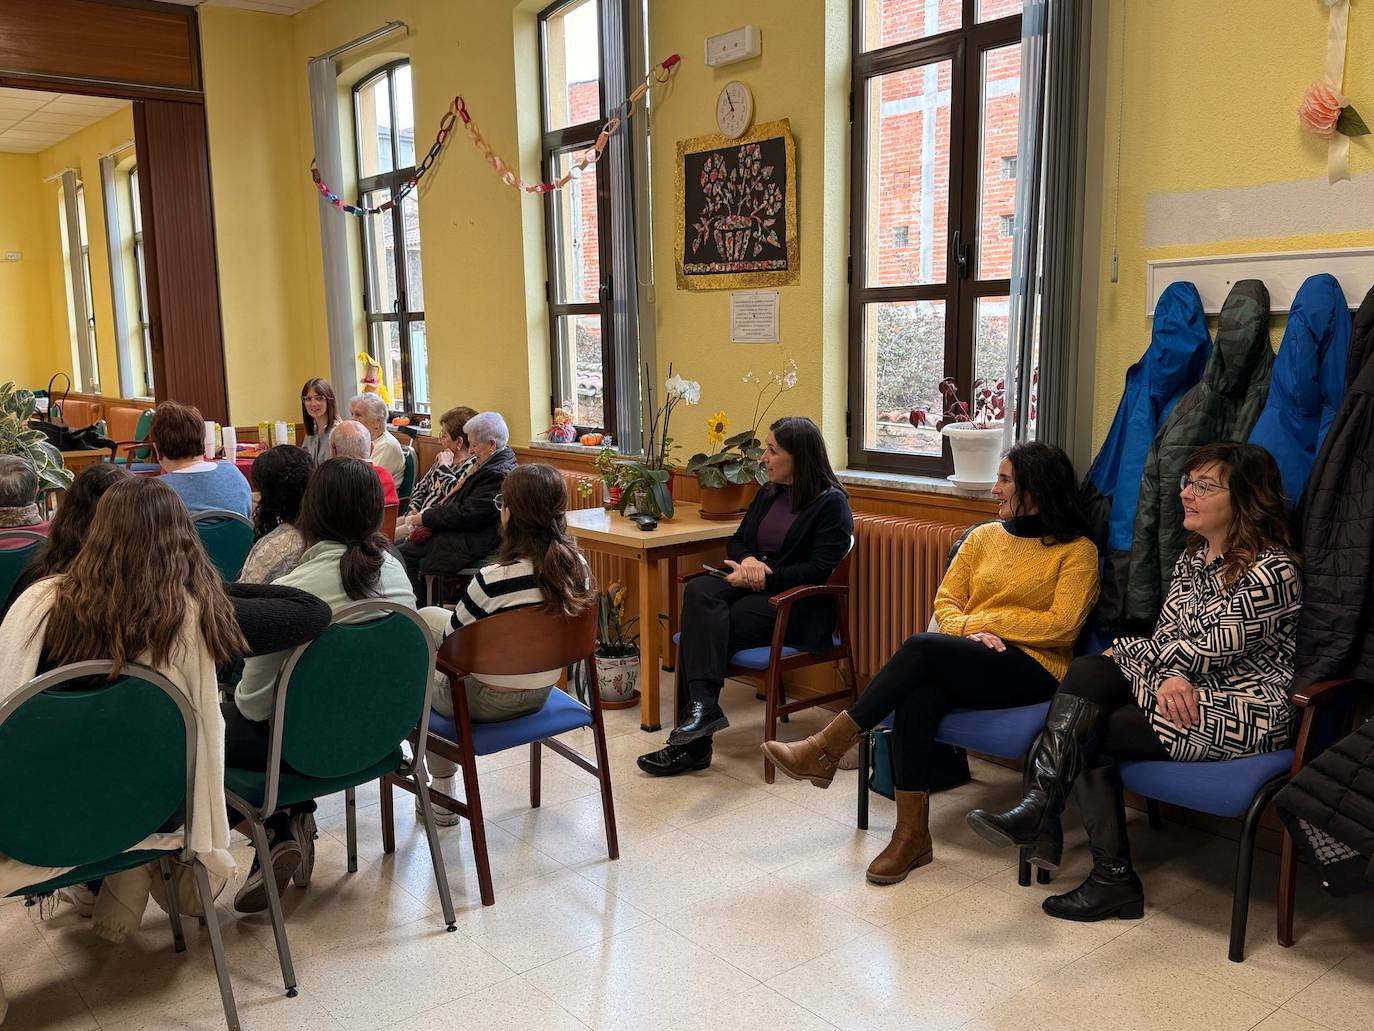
[650,480,674,518]
[1337,104,1371,137]
[697,466,727,489]
[723,430,756,447]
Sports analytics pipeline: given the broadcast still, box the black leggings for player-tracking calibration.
[849,633,1059,791]
[1056,655,1169,761]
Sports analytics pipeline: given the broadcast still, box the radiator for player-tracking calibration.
[557,469,627,592]
[849,513,970,679]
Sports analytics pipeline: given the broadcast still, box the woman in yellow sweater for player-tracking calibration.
[764,441,1099,885]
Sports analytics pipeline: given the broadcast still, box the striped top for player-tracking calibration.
[450,556,590,691]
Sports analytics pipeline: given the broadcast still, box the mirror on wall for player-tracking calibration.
[0,88,153,410]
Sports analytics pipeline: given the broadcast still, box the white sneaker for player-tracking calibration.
[416,774,461,827]
[59,884,97,918]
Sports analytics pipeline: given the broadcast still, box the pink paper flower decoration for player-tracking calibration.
[1300,80,1346,138]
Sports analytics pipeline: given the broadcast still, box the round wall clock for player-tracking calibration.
[716,80,754,139]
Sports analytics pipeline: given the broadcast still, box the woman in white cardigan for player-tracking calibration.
[0,477,245,919]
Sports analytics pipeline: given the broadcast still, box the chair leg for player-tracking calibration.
[1278,828,1298,948]
[1036,867,1052,885]
[194,861,241,1031]
[1147,798,1163,830]
[247,817,298,995]
[413,775,458,931]
[856,731,871,831]
[380,774,396,855]
[1018,850,1033,888]
[762,668,783,784]
[458,748,495,907]
[345,787,359,874]
[589,709,620,861]
[530,741,542,809]
[1229,781,1282,963]
[159,857,186,953]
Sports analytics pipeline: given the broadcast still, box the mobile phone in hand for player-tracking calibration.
[702,563,730,578]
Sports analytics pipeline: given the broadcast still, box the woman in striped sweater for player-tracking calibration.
[417,462,594,823]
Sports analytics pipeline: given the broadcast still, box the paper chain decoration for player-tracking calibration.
[312,53,680,215]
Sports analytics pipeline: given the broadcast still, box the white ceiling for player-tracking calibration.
[0,90,129,155]
[160,0,323,14]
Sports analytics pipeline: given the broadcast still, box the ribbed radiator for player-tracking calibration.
[849,513,970,679]
[557,469,627,592]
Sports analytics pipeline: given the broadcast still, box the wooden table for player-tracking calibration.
[59,450,109,475]
[565,503,741,731]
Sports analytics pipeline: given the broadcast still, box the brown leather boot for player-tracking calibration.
[866,790,933,885]
[760,711,862,788]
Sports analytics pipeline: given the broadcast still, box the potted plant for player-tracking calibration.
[594,446,622,510]
[933,377,1005,487]
[686,357,798,519]
[594,583,640,707]
[0,381,72,493]
[615,365,699,520]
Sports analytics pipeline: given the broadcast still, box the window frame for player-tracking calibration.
[128,165,154,398]
[847,0,1021,476]
[538,0,618,439]
[74,183,100,394]
[353,59,429,418]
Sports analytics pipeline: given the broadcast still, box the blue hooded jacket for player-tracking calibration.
[1087,281,1212,552]
[1249,273,1351,505]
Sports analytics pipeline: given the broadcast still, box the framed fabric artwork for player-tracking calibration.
[675,118,799,291]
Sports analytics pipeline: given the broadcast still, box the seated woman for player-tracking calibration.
[239,445,314,584]
[638,416,855,778]
[398,411,517,593]
[348,392,406,485]
[228,457,415,912]
[765,441,1099,886]
[416,462,594,823]
[967,442,1301,921]
[149,401,251,518]
[0,477,246,902]
[396,405,477,542]
[300,378,340,465]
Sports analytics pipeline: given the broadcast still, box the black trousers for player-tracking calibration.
[848,633,1059,791]
[1055,655,1169,762]
[675,576,793,718]
[221,701,310,826]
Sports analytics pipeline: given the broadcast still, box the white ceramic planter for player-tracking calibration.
[596,653,641,704]
[941,421,1005,486]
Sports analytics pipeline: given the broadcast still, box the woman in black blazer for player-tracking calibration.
[638,416,854,776]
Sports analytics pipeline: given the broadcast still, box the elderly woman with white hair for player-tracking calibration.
[397,410,517,593]
[348,392,406,485]
[331,420,399,507]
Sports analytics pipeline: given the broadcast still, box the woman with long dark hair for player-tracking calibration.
[638,416,855,777]
[967,443,1301,922]
[228,457,414,911]
[239,444,314,584]
[300,378,340,465]
[765,441,1100,886]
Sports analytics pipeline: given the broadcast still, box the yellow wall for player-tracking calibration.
[0,153,56,389]
[34,105,135,398]
[1091,0,1374,445]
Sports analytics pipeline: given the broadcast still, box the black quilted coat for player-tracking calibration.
[1293,285,1374,686]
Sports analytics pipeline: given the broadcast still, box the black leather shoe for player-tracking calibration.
[1042,861,1144,921]
[637,743,712,777]
[667,702,729,746]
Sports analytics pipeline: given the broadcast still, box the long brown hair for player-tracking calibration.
[301,378,338,438]
[295,457,388,600]
[1184,442,1296,587]
[29,463,129,579]
[44,477,247,676]
[497,463,595,616]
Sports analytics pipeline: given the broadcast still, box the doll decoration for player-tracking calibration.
[548,407,578,443]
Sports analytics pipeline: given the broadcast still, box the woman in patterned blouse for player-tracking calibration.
[967,442,1301,923]
[395,405,477,541]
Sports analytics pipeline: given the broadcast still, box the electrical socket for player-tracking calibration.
[2,252,20,262]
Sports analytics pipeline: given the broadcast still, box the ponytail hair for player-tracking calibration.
[497,463,596,616]
[296,457,388,599]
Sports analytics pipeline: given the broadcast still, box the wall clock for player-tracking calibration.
[716,80,754,139]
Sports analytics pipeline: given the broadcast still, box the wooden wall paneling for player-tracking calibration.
[134,99,229,423]
[0,0,200,96]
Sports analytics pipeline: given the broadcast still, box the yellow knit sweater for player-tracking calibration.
[933,522,1100,680]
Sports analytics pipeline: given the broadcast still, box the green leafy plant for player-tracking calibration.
[0,381,72,492]
[614,365,698,519]
[686,357,797,488]
[596,583,639,659]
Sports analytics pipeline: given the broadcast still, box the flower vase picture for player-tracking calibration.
[675,118,799,290]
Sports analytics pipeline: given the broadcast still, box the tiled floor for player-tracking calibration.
[4,676,1372,1030]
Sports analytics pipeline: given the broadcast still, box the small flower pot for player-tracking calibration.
[941,421,1005,487]
[596,653,641,708]
[698,480,755,520]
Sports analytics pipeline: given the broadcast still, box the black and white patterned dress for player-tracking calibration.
[1112,547,1302,762]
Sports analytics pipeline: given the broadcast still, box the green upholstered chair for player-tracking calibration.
[192,510,255,582]
[397,445,418,510]
[0,530,46,610]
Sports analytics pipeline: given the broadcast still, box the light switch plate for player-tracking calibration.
[2,252,20,262]
[705,26,761,68]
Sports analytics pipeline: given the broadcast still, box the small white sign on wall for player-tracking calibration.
[730,290,779,343]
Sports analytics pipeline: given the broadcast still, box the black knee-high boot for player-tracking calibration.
[964,693,1102,863]
[1043,758,1144,921]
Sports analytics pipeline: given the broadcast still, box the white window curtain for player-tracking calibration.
[99,153,137,398]
[58,170,98,394]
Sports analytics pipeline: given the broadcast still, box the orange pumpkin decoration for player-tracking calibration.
[391,416,411,427]
[580,433,604,446]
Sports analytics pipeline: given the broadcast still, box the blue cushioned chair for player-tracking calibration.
[675,536,859,783]
[380,603,617,907]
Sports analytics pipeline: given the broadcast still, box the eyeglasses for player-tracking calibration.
[1179,476,1230,498]
[301,395,325,403]
[492,494,504,512]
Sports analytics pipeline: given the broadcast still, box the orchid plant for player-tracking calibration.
[616,364,700,518]
[687,357,798,488]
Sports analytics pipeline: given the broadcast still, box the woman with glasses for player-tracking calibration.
[967,442,1302,924]
[300,378,340,465]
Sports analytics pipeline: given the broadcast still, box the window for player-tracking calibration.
[848,0,1023,474]
[998,214,1014,237]
[128,166,153,397]
[355,60,429,416]
[57,177,100,394]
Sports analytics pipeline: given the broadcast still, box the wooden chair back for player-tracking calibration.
[438,604,597,679]
[381,502,398,540]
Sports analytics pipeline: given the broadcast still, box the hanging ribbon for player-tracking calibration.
[311,53,680,215]
[1325,0,1351,184]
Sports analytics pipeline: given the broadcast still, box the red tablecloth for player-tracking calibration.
[234,454,263,487]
